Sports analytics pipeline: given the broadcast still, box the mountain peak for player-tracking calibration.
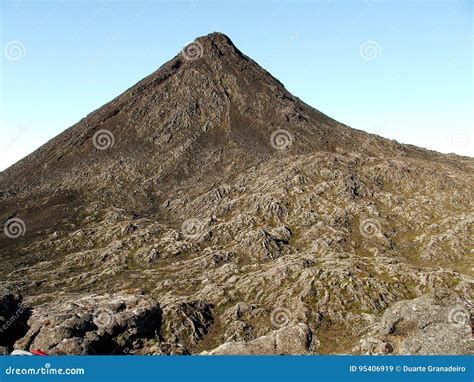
[195,32,235,46]
[180,32,242,62]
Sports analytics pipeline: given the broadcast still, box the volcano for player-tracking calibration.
[0,32,472,356]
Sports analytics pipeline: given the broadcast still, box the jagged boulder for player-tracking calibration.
[354,292,473,355]
[161,300,214,351]
[14,292,162,355]
[201,323,312,355]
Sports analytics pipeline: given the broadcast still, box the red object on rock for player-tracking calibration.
[30,349,48,356]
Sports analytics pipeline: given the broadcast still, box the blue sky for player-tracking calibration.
[1,0,472,170]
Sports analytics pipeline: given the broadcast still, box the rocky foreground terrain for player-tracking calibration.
[0,32,472,355]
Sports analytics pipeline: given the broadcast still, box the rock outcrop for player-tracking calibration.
[354,291,473,355]
[201,324,313,355]
[14,292,161,355]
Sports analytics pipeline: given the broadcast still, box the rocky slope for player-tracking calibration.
[0,32,472,355]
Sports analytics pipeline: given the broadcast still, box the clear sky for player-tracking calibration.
[1,0,472,171]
